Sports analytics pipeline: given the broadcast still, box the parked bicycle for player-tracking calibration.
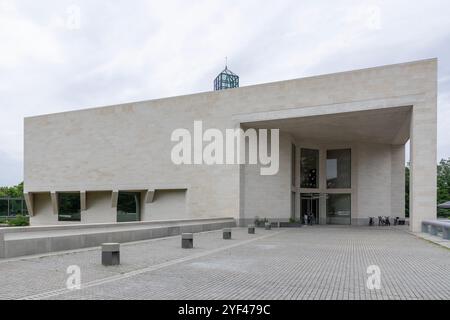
[378,216,391,226]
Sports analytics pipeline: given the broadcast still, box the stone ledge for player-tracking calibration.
[0,218,236,259]
[411,231,450,249]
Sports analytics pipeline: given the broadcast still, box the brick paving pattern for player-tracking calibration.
[0,226,448,300]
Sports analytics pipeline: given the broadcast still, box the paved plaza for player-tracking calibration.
[0,226,449,300]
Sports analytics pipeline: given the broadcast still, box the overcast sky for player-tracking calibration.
[1,0,450,186]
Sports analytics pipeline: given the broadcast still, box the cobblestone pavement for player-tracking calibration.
[0,226,449,300]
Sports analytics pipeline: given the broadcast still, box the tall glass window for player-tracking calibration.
[326,193,351,225]
[117,192,141,222]
[10,199,23,215]
[300,148,319,188]
[0,199,8,216]
[326,149,351,189]
[58,193,81,222]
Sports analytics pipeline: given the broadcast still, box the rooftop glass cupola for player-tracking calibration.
[214,65,239,91]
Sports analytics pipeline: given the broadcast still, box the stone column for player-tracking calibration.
[319,146,327,225]
[409,100,437,232]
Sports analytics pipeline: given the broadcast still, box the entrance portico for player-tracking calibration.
[238,94,436,232]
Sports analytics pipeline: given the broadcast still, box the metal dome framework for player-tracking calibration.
[214,67,239,91]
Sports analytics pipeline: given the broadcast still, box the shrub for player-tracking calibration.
[254,216,268,227]
[7,215,29,227]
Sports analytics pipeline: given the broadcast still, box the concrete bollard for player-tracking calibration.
[102,243,120,266]
[248,225,255,234]
[223,228,232,240]
[182,233,194,249]
[265,222,271,230]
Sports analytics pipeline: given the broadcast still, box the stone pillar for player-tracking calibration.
[182,233,194,248]
[409,100,437,232]
[102,243,120,266]
[80,191,87,211]
[390,145,405,218]
[223,228,232,239]
[319,147,327,225]
[24,193,34,217]
[50,192,58,215]
[319,194,327,225]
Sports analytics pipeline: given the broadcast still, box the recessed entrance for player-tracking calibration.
[301,193,320,225]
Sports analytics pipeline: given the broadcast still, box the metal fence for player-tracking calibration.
[0,197,28,217]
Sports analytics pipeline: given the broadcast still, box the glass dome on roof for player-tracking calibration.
[214,66,239,91]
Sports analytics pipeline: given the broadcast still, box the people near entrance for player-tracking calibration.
[308,212,314,226]
[304,212,314,226]
[377,216,391,226]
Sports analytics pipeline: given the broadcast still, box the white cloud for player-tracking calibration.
[0,2,63,68]
[0,0,449,185]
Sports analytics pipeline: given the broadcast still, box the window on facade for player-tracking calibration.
[58,193,81,222]
[300,148,319,188]
[326,149,351,189]
[0,199,8,216]
[9,199,22,215]
[326,193,351,225]
[117,192,141,222]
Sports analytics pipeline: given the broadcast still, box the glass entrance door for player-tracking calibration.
[301,193,320,225]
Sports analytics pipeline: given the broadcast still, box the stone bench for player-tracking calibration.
[102,243,120,266]
[421,220,450,240]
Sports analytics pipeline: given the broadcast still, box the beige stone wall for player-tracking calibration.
[242,132,292,223]
[356,143,406,222]
[142,189,187,221]
[83,191,117,224]
[24,59,437,230]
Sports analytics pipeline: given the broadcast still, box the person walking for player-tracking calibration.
[308,212,313,226]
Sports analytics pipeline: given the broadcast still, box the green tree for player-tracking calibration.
[0,182,24,198]
[406,159,450,218]
[437,158,450,217]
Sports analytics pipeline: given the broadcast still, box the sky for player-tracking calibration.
[0,0,449,186]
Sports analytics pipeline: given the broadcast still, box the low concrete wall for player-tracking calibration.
[0,217,235,259]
